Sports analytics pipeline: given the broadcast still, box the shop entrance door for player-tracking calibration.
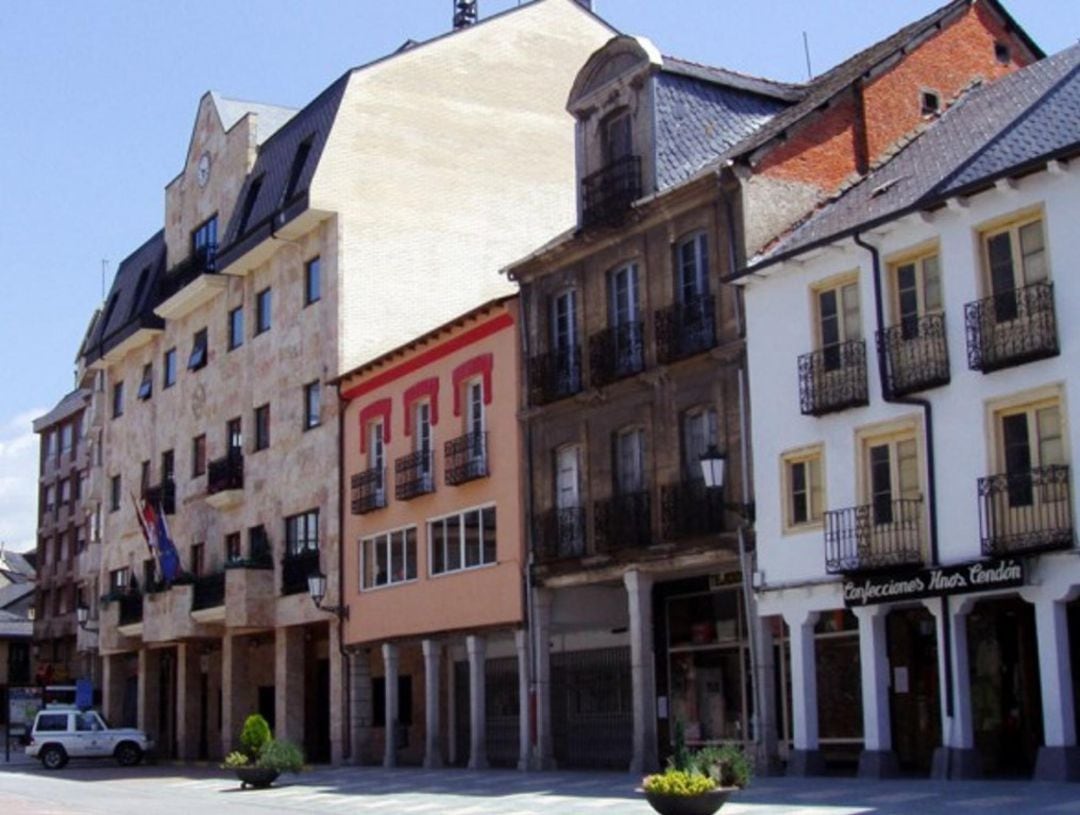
[967,597,1043,776]
[886,607,940,773]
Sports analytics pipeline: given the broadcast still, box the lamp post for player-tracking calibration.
[76,605,98,631]
[307,572,349,619]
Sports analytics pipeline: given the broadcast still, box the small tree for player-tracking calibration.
[239,713,272,761]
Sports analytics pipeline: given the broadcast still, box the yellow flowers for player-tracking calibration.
[643,769,717,796]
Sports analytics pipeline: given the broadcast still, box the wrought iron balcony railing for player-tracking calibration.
[445,433,488,486]
[225,533,274,570]
[978,465,1073,557]
[207,452,244,495]
[824,498,925,574]
[582,155,642,227]
[964,281,1059,372]
[655,295,717,365]
[798,339,869,416]
[118,592,143,626]
[142,479,176,515]
[350,467,387,514]
[535,506,586,562]
[589,323,644,387]
[281,549,320,596]
[157,243,218,302]
[528,346,582,406]
[878,313,950,397]
[594,490,652,552]
[395,450,435,500]
[192,572,225,610]
[660,479,726,541]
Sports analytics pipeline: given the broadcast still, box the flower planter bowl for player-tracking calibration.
[234,766,280,789]
[643,788,733,815]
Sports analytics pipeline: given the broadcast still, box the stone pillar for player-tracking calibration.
[784,610,824,776]
[532,588,554,771]
[625,570,658,775]
[752,614,781,775]
[1033,598,1080,781]
[175,643,201,761]
[137,648,161,745]
[466,634,488,770]
[515,629,531,771]
[329,624,345,765]
[275,627,305,748]
[382,643,399,768]
[853,606,898,778]
[220,634,252,756]
[349,650,374,765]
[929,598,980,779]
[422,639,443,768]
[101,653,126,725]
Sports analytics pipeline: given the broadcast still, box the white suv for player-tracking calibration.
[26,709,153,770]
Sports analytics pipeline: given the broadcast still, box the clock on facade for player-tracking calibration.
[197,152,211,187]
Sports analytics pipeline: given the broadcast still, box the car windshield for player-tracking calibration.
[94,712,111,729]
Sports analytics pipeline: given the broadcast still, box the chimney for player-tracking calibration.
[453,0,478,30]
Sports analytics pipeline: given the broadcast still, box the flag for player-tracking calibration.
[131,492,159,567]
[154,501,181,583]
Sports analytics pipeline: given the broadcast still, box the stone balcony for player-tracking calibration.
[142,584,216,643]
[98,599,141,654]
[224,563,276,631]
[76,621,99,653]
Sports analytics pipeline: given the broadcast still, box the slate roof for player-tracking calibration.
[746,44,1080,271]
[210,92,296,144]
[0,583,34,613]
[654,65,794,190]
[720,0,1043,167]
[32,389,90,433]
[81,231,166,363]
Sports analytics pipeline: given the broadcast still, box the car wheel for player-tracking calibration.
[40,745,68,770]
[115,742,143,767]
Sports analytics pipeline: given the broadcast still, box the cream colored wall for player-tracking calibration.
[340,301,524,645]
[318,0,612,377]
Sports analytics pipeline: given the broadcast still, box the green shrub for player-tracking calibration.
[256,739,304,774]
[643,768,716,796]
[239,713,272,760]
[686,744,752,789]
[223,751,250,769]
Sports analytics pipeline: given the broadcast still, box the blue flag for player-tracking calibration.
[154,503,182,582]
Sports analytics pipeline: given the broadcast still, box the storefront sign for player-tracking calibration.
[842,558,1024,607]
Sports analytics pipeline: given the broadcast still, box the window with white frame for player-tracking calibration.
[361,526,417,589]
[464,379,485,465]
[285,509,319,556]
[414,400,433,478]
[429,505,497,575]
[814,276,861,371]
[368,419,385,491]
[782,446,824,531]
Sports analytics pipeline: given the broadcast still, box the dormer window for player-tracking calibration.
[192,215,218,269]
[582,108,642,227]
[603,109,633,166]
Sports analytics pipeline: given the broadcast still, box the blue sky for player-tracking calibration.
[0,0,1076,550]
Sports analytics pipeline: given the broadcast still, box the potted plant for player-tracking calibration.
[640,726,751,815]
[222,713,305,789]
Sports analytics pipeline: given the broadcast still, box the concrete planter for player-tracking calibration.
[642,788,733,815]
[234,766,280,789]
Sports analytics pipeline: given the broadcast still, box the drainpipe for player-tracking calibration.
[336,386,352,763]
[853,230,952,774]
[517,283,539,769]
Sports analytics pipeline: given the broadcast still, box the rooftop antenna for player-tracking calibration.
[802,31,814,80]
[453,0,478,30]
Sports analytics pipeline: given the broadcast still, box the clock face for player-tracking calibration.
[197,152,211,187]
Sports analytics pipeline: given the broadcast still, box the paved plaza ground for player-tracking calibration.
[1,760,1079,814]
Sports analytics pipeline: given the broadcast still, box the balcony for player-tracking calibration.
[142,479,176,515]
[655,295,717,365]
[118,592,143,627]
[528,347,582,406]
[535,506,586,561]
[207,453,244,509]
[445,433,488,486]
[824,498,925,574]
[589,323,644,387]
[978,465,1074,557]
[350,467,387,514]
[878,313,950,397]
[594,490,652,552]
[581,154,642,228]
[965,282,1059,372]
[281,549,320,596]
[798,339,869,416]
[395,450,435,500]
[225,532,273,570]
[154,244,227,321]
[192,572,226,611]
[660,479,726,541]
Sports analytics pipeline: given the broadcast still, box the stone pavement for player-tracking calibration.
[2,761,1080,814]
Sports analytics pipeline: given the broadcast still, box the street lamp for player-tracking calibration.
[699,444,727,489]
[307,572,348,619]
[76,604,98,631]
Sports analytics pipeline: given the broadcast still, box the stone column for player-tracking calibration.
[784,610,824,776]
[532,588,555,770]
[515,629,531,771]
[625,570,658,775]
[137,648,161,745]
[1033,598,1080,781]
[220,634,251,756]
[854,606,898,778]
[466,634,488,770]
[422,639,442,768]
[275,627,305,748]
[175,643,201,760]
[751,614,781,775]
[929,598,980,779]
[382,642,399,768]
[349,650,374,765]
[329,624,345,765]
[101,653,126,725]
